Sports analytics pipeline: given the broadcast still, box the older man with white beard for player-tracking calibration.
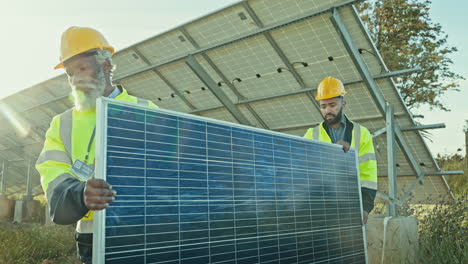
[35,26,157,264]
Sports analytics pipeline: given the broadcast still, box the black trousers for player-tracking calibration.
[75,232,93,264]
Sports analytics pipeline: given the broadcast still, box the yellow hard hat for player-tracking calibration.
[315,76,346,100]
[55,26,114,69]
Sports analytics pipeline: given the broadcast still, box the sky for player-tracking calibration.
[0,0,466,156]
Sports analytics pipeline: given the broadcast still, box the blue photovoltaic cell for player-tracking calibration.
[101,102,366,264]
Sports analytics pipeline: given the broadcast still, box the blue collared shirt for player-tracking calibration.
[329,115,347,143]
[108,86,121,99]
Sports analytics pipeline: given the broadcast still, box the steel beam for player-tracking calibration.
[331,9,385,112]
[386,103,398,216]
[180,27,269,129]
[190,69,415,115]
[403,177,437,202]
[242,1,305,87]
[0,160,5,195]
[185,56,252,126]
[398,170,464,202]
[179,27,248,101]
[273,112,406,132]
[376,192,402,206]
[350,6,450,198]
[372,127,387,138]
[373,123,446,138]
[402,123,446,131]
[385,171,464,178]
[331,8,425,189]
[25,160,33,200]
[132,48,196,110]
[428,170,464,176]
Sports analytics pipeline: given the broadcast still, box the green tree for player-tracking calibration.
[356,0,464,111]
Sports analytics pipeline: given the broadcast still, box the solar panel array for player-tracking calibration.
[93,99,367,263]
[0,0,451,203]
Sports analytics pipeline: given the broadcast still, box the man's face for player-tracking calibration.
[319,97,346,125]
[64,55,107,111]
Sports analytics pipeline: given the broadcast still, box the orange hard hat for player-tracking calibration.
[315,76,346,100]
[55,26,114,69]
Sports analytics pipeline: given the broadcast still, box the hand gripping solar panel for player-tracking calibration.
[93,98,367,264]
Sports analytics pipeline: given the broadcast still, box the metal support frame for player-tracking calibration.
[242,1,323,115]
[0,160,5,196]
[331,8,427,207]
[389,171,464,177]
[25,160,33,200]
[191,68,415,114]
[386,103,398,216]
[179,27,269,129]
[349,6,460,201]
[372,123,446,138]
[185,56,252,126]
[376,192,402,206]
[273,112,406,132]
[179,27,248,101]
[399,170,464,202]
[132,48,196,111]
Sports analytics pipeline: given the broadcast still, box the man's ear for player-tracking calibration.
[342,100,347,110]
[102,60,111,74]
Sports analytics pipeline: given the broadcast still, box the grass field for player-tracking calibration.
[0,222,77,264]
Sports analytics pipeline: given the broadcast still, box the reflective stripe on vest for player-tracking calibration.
[313,126,320,140]
[60,109,73,156]
[359,153,376,163]
[77,217,94,233]
[137,98,149,105]
[353,123,361,153]
[36,150,72,166]
[361,180,378,190]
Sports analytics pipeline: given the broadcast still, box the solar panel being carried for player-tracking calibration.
[93,98,367,264]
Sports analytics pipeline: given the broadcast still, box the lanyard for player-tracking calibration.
[84,127,96,164]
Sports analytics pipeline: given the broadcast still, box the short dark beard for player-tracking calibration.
[323,108,343,126]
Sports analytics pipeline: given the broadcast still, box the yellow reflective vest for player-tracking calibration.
[36,86,157,233]
[304,117,377,212]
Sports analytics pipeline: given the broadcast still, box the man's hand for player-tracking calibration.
[83,179,117,210]
[362,210,369,225]
[336,140,350,152]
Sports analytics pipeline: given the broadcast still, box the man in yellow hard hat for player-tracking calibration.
[304,76,377,224]
[36,26,157,263]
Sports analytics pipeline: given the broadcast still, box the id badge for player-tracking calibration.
[70,159,94,181]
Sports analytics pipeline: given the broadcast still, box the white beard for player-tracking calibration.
[70,69,107,111]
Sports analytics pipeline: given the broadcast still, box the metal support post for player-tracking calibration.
[386,103,398,216]
[185,55,252,126]
[0,160,4,197]
[373,123,446,138]
[331,8,427,203]
[25,160,33,200]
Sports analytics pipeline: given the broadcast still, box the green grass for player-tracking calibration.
[416,154,468,263]
[373,153,468,263]
[0,222,77,264]
[417,197,467,263]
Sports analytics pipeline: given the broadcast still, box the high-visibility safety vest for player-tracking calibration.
[304,119,377,212]
[36,87,157,233]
